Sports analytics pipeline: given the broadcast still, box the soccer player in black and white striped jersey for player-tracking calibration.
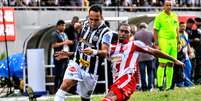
[55,4,112,101]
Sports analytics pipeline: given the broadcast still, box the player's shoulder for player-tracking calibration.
[171,12,178,16]
[133,40,146,47]
[156,11,163,17]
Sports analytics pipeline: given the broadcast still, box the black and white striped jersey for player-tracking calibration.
[74,20,111,75]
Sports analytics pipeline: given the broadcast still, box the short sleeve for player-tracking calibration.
[154,15,160,31]
[134,40,149,52]
[102,31,112,45]
[51,31,58,44]
[175,15,179,30]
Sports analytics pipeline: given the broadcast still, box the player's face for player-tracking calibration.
[88,11,102,29]
[118,25,131,43]
[164,1,172,13]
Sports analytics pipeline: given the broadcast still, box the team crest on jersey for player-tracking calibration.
[92,35,99,42]
[68,66,77,73]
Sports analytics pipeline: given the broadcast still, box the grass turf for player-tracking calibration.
[41,85,201,101]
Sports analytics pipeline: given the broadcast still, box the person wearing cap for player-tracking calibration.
[153,0,179,91]
[134,22,155,91]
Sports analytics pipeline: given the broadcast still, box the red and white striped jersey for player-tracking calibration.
[110,40,148,81]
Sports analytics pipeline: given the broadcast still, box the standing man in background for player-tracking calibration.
[191,17,201,83]
[51,20,73,91]
[65,16,80,59]
[153,0,179,90]
[135,22,155,91]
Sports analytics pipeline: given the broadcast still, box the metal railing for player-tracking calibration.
[10,6,201,11]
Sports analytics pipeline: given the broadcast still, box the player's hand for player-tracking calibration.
[64,40,73,45]
[189,52,194,59]
[153,45,159,49]
[83,47,97,55]
[54,51,74,60]
[178,44,182,52]
[174,60,185,68]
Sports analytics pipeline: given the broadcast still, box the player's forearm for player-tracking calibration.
[153,49,177,62]
[52,42,65,48]
[97,49,108,57]
[97,43,110,57]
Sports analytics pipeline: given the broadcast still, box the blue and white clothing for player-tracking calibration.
[178,31,193,86]
[179,31,190,60]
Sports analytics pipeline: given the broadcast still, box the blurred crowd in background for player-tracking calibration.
[0,0,201,7]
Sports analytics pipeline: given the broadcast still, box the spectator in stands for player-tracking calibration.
[194,0,201,6]
[88,0,104,6]
[153,0,179,91]
[15,0,26,6]
[51,20,73,91]
[134,22,155,91]
[104,0,112,6]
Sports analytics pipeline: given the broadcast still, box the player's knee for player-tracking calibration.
[60,79,76,91]
[102,97,114,101]
[159,62,166,67]
[103,92,117,101]
[167,62,174,67]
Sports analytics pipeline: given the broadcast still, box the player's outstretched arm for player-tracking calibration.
[146,46,184,67]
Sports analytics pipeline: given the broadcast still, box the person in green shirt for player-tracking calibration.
[153,0,179,91]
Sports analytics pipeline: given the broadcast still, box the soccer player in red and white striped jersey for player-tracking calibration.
[103,23,185,101]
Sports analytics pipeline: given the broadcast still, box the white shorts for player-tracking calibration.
[63,60,98,99]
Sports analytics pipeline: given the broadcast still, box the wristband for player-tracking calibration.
[92,49,98,55]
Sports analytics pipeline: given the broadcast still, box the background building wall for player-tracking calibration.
[0,10,200,57]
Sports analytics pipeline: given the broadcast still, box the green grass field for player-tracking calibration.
[44,85,201,101]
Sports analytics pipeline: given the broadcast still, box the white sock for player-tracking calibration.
[54,89,67,101]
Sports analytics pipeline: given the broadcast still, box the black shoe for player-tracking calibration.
[26,86,37,101]
[158,86,164,91]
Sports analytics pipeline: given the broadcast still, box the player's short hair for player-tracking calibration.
[118,23,131,31]
[89,4,102,15]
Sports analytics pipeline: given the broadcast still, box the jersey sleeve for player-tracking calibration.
[134,40,149,52]
[51,31,59,44]
[102,31,113,45]
[154,15,160,31]
[174,13,179,30]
